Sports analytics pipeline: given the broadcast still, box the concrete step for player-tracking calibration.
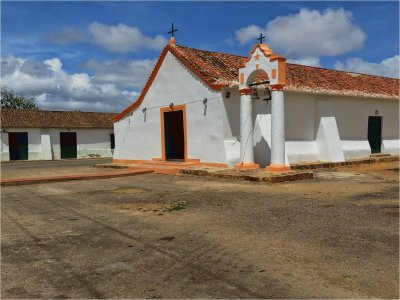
[370,153,391,157]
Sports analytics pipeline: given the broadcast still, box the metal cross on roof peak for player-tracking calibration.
[257,33,266,44]
[168,23,178,37]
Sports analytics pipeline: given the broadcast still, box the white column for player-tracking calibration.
[239,90,254,164]
[270,88,286,167]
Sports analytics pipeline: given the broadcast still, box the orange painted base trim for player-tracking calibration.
[266,164,292,173]
[153,157,201,163]
[185,158,201,163]
[201,162,228,168]
[1,169,153,186]
[234,163,260,170]
[113,158,224,167]
[113,159,149,164]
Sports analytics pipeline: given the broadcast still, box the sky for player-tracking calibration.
[1,1,399,112]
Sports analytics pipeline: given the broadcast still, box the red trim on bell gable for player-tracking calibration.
[239,44,285,68]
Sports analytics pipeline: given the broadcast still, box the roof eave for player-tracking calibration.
[284,86,399,100]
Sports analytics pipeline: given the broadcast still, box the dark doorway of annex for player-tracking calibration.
[9,132,28,160]
[368,116,382,153]
[164,110,184,161]
[60,132,77,159]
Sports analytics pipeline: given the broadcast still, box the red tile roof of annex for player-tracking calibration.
[1,109,117,129]
[113,44,399,122]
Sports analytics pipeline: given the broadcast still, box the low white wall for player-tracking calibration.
[341,140,371,159]
[382,139,400,155]
[1,128,114,161]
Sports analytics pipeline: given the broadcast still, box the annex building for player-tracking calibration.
[1,109,116,161]
[112,37,399,170]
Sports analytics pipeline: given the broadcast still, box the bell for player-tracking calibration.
[262,88,272,101]
[251,88,259,100]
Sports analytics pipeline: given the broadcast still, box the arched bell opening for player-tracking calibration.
[246,69,272,103]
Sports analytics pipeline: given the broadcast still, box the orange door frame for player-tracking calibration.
[160,104,188,161]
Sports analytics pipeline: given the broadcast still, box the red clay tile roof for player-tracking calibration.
[172,45,399,98]
[1,109,117,129]
[113,44,399,122]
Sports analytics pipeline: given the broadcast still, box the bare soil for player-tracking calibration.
[1,161,399,298]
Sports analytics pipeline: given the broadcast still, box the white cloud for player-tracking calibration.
[287,57,321,67]
[45,22,167,53]
[235,25,262,46]
[89,22,167,52]
[83,58,156,89]
[335,55,400,78]
[0,55,142,112]
[45,26,86,45]
[235,8,365,60]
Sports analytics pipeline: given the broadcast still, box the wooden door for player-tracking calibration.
[60,132,77,159]
[8,132,28,160]
[368,116,382,153]
[164,110,184,160]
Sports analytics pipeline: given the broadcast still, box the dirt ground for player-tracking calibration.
[1,161,399,298]
[1,158,112,179]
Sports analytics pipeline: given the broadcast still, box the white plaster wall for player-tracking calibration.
[316,95,399,159]
[285,93,317,140]
[49,129,61,159]
[1,128,113,161]
[382,140,400,155]
[253,92,399,164]
[341,140,371,159]
[281,93,320,163]
[77,129,114,157]
[49,129,114,159]
[221,88,241,167]
[1,128,42,161]
[252,93,319,165]
[253,100,272,167]
[114,52,227,164]
[1,132,9,161]
[41,129,53,160]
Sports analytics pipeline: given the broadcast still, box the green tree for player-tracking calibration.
[1,89,39,110]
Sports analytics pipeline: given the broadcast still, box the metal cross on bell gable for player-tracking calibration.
[257,33,266,44]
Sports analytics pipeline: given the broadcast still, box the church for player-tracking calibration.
[112,35,399,170]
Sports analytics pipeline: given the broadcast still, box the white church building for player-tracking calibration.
[112,37,399,170]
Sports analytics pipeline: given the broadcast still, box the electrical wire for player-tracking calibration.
[117,94,223,149]
[135,95,222,115]
[117,94,265,168]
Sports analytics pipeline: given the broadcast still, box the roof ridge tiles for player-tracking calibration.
[286,62,399,80]
[176,44,399,80]
[1,109,117,129]
[2,108,118,114]
[175,44,246,58]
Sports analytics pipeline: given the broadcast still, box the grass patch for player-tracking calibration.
[167,200,187,211]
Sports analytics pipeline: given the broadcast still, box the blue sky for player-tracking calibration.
[1,1,399,112]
